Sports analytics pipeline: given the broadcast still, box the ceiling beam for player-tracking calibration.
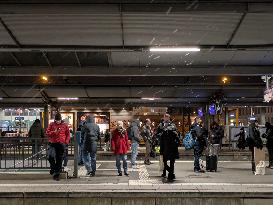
[227,12,247,47]
[9,52,22,66]
[1,66,272,76]
[42,51,52,68]
[74,51,82,68]
[0,17,21,47]
[1,44,273,52]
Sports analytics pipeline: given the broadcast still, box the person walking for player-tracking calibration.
[129,119,141,167]
[82,115,100,176]
[28,119,44,155]
[262,122,273,168]
[46,113,70,181]
[158,113,180,181]
[141,119,153,165]
[111,121,130,176]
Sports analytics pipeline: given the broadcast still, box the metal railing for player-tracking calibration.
[0,137,74,170]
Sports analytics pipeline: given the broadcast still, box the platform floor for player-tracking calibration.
[0,160,273,193]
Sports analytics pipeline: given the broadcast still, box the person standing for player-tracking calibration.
[76,125,84,165]
[104,129,111,151]
[191,118,207,173]
[82,115,100,176]
[234,127,246,150]
[111,121,130,176]
[129,119,141,167]
[46,113,70,181]
[141,119,153,165]
[28,119,44,155]
[248,120,263,172]
[158,113,179,181]
[262,122,273,168]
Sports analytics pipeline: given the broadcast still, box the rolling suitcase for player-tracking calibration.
[206,155,217,172]
[206,144,219,172]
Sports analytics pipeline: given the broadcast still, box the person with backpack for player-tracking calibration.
[158,113,180,181]
[141,118,153,165]
[82,115,100,176]
[262,122,273,169]
[191,118,207,173]
[111,121,130,176]
[210,121,224,146]
[128,119,141,167]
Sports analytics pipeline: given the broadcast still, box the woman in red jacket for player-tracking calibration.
[111,121,130,176]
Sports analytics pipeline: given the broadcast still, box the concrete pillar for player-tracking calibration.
[43,104,49,130]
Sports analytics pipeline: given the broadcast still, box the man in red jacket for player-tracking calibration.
[46,113,70,181]
[111,121,130,176]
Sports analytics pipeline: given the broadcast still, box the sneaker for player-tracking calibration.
[118,172,122,176]
[167,173,175,181]
[90,172,95,177]
[86,171,92,176]
[50,169,54,175]
[161,173,166,178]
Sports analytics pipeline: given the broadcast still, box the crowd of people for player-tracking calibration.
[26,112,273,181]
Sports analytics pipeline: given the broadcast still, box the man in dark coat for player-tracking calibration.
[28,119,44,155]
[248,120,263,172]
[158,113,179,181]
[82,115,100,176]
[262,122,273,168]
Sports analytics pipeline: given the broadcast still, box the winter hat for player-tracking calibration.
[55,113,62,121]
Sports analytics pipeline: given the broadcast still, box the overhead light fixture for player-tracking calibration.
[222,76,229,84]
[57,97,79,101]
[149,47,200,52]
[0,97,3,100]
[141,97,161,101]
[41,75,48,82]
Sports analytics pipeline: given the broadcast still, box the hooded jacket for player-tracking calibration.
[29,121,44,139]
[46,121,70,144]
[82,115,100,145]
[130,119,141,143]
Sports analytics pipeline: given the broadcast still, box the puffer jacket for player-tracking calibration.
[46,121,70,144]
[111,128,130,155]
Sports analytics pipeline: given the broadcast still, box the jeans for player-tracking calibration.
[63,144,68,167]
[144,141,151,163]
[193,143,202,171]
[131,142,139,165]
[48,143,65,176]
[78,143,84,164]
[116,154,128,173]
[83,141,97,173]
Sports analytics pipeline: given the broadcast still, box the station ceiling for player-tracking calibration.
[0,0,273,107]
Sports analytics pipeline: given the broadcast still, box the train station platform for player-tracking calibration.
[0,160,273,205]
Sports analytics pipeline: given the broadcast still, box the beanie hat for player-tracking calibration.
[55,113,62,121]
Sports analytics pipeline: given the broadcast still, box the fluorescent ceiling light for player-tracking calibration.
[149,47,200,52]
[141,98,161,101]
[57,97,79,101]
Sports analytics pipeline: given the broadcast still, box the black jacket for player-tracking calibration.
[159,121,180,160]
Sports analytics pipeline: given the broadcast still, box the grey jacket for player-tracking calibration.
[131,119,141,143]
[82,115,100,142]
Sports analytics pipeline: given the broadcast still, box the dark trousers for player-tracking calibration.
[163,156,175,176]
[48,143,65,176]
[194,146,202,171]
[63,144,68,167]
